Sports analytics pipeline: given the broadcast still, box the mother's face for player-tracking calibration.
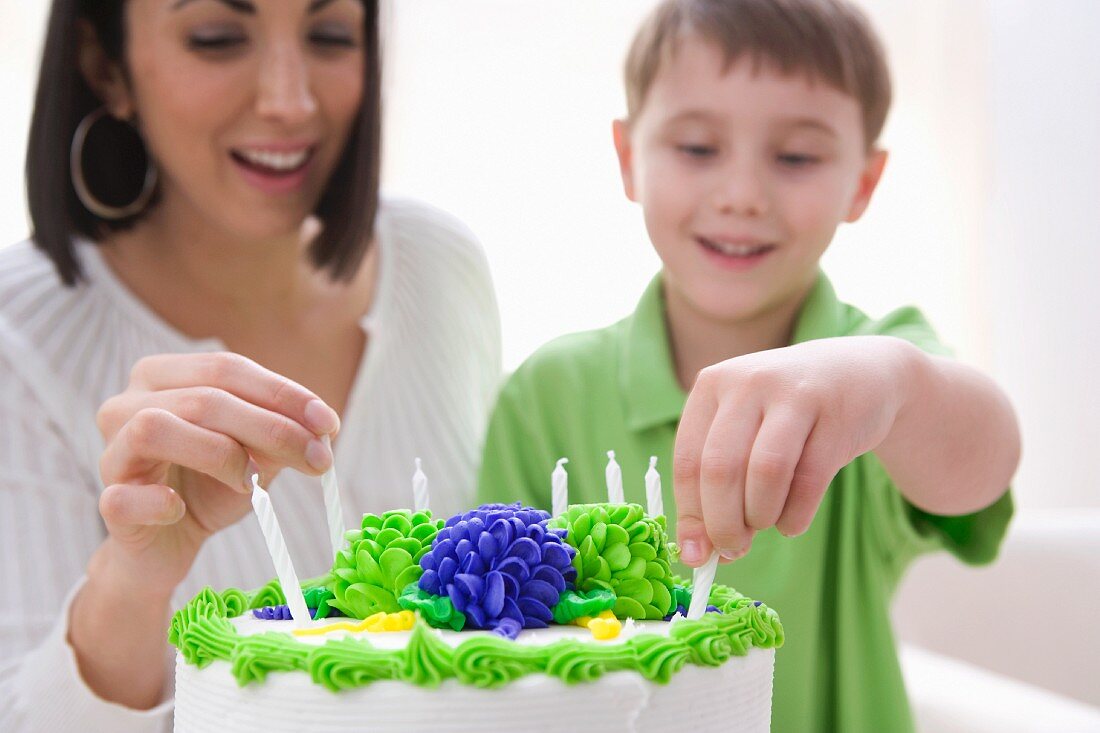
[112,0,365,243]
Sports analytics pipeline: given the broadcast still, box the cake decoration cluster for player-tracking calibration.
[408,503,576,639]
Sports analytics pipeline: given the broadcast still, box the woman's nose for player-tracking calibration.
[256,42,318,124]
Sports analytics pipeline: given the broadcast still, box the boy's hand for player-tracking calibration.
[673,336,917,565]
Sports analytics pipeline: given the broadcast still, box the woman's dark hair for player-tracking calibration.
[25,0,382,287]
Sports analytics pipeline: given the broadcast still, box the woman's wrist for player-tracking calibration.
[68,541,178,709]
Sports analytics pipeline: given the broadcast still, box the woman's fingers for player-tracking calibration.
[99,388,332,476]
[126,353,340,435]
[98,482,186,538]
[776,421,843,537]
[744,406,816,531]
[698,403,762,561]
[99,408,252,491]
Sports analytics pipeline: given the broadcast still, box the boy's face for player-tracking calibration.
[614,38,887,327]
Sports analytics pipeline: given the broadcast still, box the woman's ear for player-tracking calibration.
[75,19,134,119]
[844,148,888,223]
[612,118,638,203]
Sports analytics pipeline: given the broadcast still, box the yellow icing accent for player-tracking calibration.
[292,619,373,637]
[587,614,622,640]
[573,616,592,628]
[597,610,617,621]
[291,611,416,637]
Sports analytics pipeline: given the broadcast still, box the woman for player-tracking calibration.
[0,0,500,728]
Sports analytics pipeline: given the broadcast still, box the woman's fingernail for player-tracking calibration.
[304,399,340,434]
[306,438,332,471]
[681,540,701,564]
[718,548,738,561]
[242,459,261,492]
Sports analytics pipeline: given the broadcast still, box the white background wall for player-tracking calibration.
[2,1,1097,511]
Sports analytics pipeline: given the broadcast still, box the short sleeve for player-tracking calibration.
[854,306,1014,579]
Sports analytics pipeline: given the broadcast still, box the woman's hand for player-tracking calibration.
[92,352,341,596]
[673,336,917,566]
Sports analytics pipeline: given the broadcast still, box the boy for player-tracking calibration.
[478,1,1018,731]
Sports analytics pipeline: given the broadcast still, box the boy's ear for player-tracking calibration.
[844,148,888,223]
[76,19,134,119]
[612,119,638,202]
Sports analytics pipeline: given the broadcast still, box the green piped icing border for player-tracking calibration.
[169,582,783,692]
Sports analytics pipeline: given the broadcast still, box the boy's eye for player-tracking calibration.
[677,144,718,159]
[777,153,820,167]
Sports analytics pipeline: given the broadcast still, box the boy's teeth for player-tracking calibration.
[703,238,771,256]
[237,148,310,171]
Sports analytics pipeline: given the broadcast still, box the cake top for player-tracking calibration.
[169,502,784,692]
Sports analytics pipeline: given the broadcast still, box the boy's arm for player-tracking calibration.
[873,346,1019,516]
[672,335,1020,566]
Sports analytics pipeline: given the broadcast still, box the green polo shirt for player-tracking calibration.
[478,271,1013,733]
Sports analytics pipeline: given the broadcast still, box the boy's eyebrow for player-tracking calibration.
[778,118,839,137]
[172,0,343,13]
[661,112,839,138]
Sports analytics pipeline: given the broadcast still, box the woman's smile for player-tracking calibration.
[229,142,317,195]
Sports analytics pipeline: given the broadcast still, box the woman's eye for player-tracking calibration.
[777,153,820,167]
[187,34,246,51]
[309,32,357,48]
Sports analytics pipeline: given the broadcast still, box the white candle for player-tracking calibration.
[605,450,624,504]
[686,551,719,620]
[250,474,311,627]
[412,457,430,513]
[551,458,569,516]
[645,455,663,518]
[320,434,346,560]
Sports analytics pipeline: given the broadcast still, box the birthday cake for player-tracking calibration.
[170,502,783,732]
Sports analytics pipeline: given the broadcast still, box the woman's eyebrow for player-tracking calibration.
[171,0,343,13]
[172,0,255,13]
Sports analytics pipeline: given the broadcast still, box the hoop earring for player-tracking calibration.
[70,106,158,220]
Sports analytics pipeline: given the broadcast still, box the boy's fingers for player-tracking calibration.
[699,404,761,559]
[745,406,815,531]
[673,386,718,566]
[775,423,842,537]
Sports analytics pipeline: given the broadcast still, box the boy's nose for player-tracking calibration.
[256,43,318,124]
[712,164,769,217]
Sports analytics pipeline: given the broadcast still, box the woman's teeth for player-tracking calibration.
[700,238,774,257]
[234,148,311,173]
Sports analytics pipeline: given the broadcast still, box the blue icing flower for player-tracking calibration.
[418,503,577,633]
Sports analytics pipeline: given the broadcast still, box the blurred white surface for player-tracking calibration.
[900,644,1100,733]
[895,510,1100,730]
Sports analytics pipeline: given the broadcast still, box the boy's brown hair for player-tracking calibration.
[624,0,892,148]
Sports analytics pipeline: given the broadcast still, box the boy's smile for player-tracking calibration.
[613,38,886,331]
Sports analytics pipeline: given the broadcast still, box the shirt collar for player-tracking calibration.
[618,270,842,433]
[619,274,687,432]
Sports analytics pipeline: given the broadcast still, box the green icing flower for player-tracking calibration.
[550,588,617,625]
[398,583,466,631]
[330,510,443,619]
[548,503,677,620]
